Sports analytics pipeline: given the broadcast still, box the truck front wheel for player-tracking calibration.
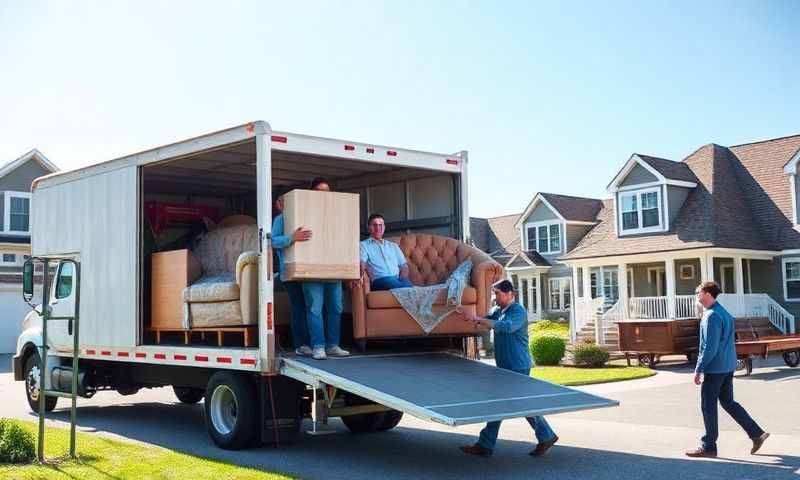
[24,353,57,413]
[204,371,257,449]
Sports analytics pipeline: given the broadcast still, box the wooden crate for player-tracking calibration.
[282,189,360,281]
[151,249,200,330]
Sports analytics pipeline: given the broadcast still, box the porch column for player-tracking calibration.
[617,263,628,319]
[699,255,710,282]
[536,272,543,321]
[582,266,592,301]
[707,254,716,283]
[528,275,536,321]
[570,267,579,327]
[734,256,745,294]
[665,257,676,319]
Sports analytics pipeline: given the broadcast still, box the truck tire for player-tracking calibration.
[173,386,204,404]
[24,353,57,413]
[377,410,404,431]
[204,371,257,449]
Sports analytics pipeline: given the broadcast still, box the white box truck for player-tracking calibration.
[13,121,616,449]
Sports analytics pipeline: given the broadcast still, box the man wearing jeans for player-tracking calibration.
[359,213,413,291]
[459,279,558,457]
[686,281,769,458]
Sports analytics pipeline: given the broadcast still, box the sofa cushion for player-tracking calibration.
[367,286,477,309]
[183,282,240,303]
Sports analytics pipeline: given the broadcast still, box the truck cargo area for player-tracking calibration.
[139,136,463,348]
[282,352,619,426]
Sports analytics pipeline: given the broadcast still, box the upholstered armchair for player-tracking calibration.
[181,219,260,329]
[350,234,504,346]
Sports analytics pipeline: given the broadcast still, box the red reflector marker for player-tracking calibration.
[387,150,397,157]
[117,351,129,357]
[271,135,288,143]
[240,358,257,365]
[135,352,146,359]
[195,355,209,362]
[86,349,96,355]
[174,354,187,361]
[101,351,111,356]
[217,357,232,364]
[154,353,166,360]
[267,302,273,330]
[447,159,459,165]
[344,144,355,151]
[366,147,375,154]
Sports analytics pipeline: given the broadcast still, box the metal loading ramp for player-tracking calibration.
[281,352,619,426]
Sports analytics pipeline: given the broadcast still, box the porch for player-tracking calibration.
[568,249,797,346]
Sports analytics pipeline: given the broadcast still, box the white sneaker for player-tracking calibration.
[326,345,350,357]
[295,345,313,356]
[312,347,327,360]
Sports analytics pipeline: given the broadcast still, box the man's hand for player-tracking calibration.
[693,372,702,385]
[292,227,312,242]
[348,278,362,290]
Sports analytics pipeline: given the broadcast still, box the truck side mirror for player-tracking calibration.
[22,259,35,306]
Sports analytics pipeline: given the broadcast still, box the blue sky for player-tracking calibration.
[1,1,798,218]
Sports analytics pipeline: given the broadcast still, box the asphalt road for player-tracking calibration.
[1,354,798,480]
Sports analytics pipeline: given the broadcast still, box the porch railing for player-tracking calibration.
[572,296,605,343]
[717,293,795,334]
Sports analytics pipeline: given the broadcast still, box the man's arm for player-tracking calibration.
[695,312,721,374]
[490,305,526,334]
[271,216,291,249]
[395,244,409,278]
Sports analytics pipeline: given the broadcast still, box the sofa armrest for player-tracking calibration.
[351,271,371,339]
[237,251,259,326]
[471,259,504,316]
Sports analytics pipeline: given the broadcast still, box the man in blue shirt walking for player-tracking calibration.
[686,281,769,458]
[459,279,558,457]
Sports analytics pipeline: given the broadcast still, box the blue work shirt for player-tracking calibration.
[695,301,738,374]
[359,237,408,280]
[271,214,292,281]
[488,302,532,371]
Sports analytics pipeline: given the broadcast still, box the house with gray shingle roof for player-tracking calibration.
[558,134,800,344]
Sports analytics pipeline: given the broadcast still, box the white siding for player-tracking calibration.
[32,166,137,349]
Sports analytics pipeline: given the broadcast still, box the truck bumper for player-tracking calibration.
[13,354,24,381]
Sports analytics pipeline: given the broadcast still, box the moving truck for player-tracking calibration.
[13,121,617,449]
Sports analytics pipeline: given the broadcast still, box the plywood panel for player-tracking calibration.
[283,189,360,281]
[151,249,192,330]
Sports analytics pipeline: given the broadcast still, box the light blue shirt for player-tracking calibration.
[359,237,408,280]
[271,214,292,281]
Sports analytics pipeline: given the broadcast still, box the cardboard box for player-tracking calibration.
[282,189,360,281]
[151,249,201,329]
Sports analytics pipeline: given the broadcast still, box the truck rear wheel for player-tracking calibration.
[204,371,257,449]
[340,393,403,433]
[173,386,204,404]
[377,410,404,431]
[24,353,57,413]
[783,350,800,368]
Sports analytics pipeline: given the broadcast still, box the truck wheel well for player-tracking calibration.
[21,343,37,365]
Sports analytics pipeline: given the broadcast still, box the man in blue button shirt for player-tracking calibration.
[459,279,558,458]
[686,281,769,458]
[359,213,413,291]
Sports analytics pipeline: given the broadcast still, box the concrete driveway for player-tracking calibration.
[1,354,798,479]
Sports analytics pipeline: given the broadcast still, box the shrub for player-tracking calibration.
[531,320,556,331]
[0,418,36,464]
[529,335,566,366]
[573,343,610,368]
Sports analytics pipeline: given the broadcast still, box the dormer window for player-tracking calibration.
[525,221,561,254]
[619,188,661,234]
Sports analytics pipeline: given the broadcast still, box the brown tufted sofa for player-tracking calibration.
[350,234,504,346]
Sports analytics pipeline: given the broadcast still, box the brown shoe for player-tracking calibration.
[751,432,769,454]
[530,435,558,456]
[685,447,717,458]
[460,444,492,457]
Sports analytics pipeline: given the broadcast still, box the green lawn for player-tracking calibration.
[531,365,655,386]
[0,420,295,480]
[528,320,570,340]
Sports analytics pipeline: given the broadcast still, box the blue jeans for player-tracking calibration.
[282,280,308,349]
[302,281,343,349]
[700,372,763,452]
[477,368,556,451]
[371,276,413,291]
